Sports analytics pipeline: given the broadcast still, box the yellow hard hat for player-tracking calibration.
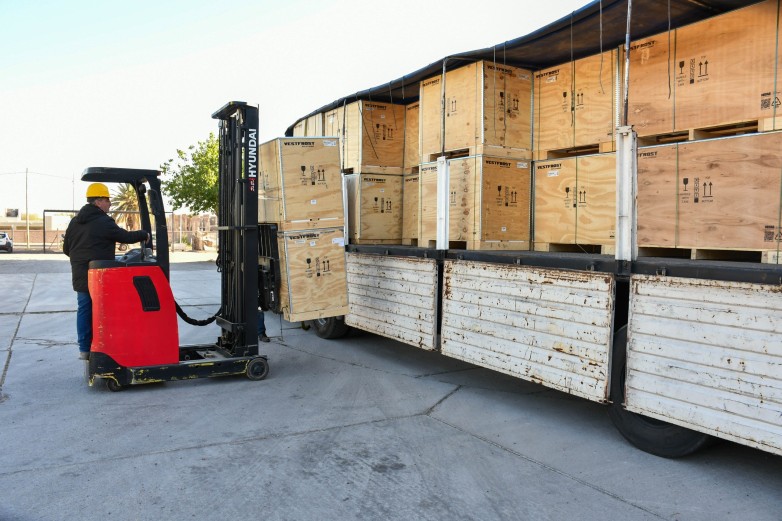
[86,183,110,198]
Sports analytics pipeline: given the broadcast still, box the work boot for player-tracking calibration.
[78,352,90,360]
[258,333,270,343]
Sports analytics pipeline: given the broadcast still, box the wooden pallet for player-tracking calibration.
[342,165,404,175]
[348,238,403,245]
[533,242,615,255]
[533,141,615,161]
[636,118,782,147]
[401,238,418,246]
[422,239,530,251]
[424,144,531,163]
[637,246,781,264]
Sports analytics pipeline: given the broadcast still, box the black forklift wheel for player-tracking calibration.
[105,378,124,392]
[246,357,269,381]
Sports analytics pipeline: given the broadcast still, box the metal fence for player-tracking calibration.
[0,210,218,252]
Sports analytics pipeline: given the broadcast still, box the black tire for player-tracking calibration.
[309,316,350,339]
[246,357,269,381]
[608,326,711,458]
[106,378,124,392]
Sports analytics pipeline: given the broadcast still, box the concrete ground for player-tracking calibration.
[1,252,780,521]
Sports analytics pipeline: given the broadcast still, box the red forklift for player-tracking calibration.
[87,102,268,391]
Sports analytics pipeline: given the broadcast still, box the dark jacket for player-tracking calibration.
[63,203,147,292]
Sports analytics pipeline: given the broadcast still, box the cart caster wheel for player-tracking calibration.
[246,357,269,381]
[106,379,124,392]
[301,322,311,331]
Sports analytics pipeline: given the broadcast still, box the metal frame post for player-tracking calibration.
[436,156,450,250]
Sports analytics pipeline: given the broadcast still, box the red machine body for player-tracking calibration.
[89,264,179,367]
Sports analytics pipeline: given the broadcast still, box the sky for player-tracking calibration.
[0,0,588,216]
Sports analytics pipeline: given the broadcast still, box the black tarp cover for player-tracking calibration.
[285,0,761,135]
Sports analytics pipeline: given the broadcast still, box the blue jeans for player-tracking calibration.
[76,292,92,353]
[257,311,266,336]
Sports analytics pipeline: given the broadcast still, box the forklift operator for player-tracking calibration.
[63,182,150,360]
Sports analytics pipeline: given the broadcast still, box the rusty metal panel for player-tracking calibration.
[627,275,782,456]
[441,260,615,402]
[345,253,438,350]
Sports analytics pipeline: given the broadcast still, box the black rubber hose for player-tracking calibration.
[175,302,221,326]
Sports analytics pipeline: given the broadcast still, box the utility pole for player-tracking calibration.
[25,168,29,249]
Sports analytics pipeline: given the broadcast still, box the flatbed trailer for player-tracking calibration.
[304,125,782,458]
[325,240,782,458]
[284,0,782,457]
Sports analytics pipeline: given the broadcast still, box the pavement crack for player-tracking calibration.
[424,385,462,415]
[427,415,668,520]
[277,342,405,377]
[0,413,422,478]
[414,367,475,378]
[0,274,35,391]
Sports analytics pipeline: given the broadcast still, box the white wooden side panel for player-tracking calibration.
[441,260,615,402]
[345,253,438,350]
[627,275,782,455]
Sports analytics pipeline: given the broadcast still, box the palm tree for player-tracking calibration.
[110,183,139,230]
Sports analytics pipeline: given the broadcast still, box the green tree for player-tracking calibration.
[161,133,219,214]
[110,183,139,230]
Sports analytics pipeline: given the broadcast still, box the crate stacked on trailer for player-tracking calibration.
[257,137,348,323]
[417,60,534,250]
[629,0,782,262]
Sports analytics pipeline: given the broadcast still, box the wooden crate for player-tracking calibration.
[323,100,405,173]
[344,173,403,242]
[277,227,348,323]
[637,132,782,251]
[533,153,616,247]
[628,0,782,137]
[292,113,324,137]
[404,101,420,172]
[419,61,532,161]
[637,145,678,247]
[402,173,419,243]
[674,0,781,132]
[534,49,617,153]
[259,137,343,230]
[419,156,531,246]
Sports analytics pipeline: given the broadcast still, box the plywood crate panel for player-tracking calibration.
[575,153,616,245]
[277,227,348,323]
[344,173,403,242]
[404,101,420,171]
[402,173,420,242]
[533,158,578,244]
[534,153,616,246]
[628,0,782,136]
[637,145,679,247]
[674,0,782,132]
[324,106,344,138]
[638,132,782,250]
[420,156,531,245]
[420,61,532,161]
[626,35,675,136]
[534,62,575,152]
[334,100,405,174]
[534,50,617,153]
[259,137,343,230]
[292,113,325,137]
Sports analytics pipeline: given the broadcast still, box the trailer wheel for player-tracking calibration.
[609,326,711,458]
[310,317,350,339]
[105,378,124,392]
[246,357,269,381]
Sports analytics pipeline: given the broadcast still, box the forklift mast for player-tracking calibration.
[211,102,259,357]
